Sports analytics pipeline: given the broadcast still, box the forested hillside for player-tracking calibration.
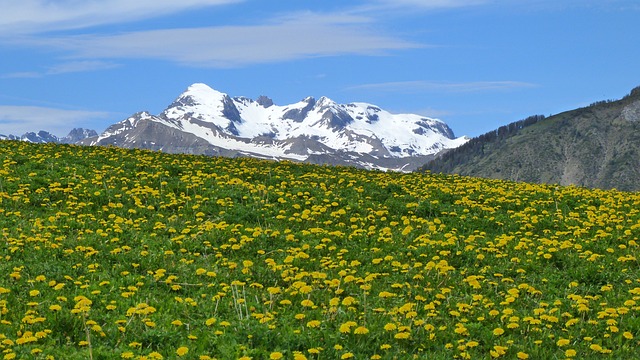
[422,86,640,191]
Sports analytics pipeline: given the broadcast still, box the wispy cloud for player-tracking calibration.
[0,0,242,35]
[374,0,489,9]
[2,61,120,79]
[346,80,537,93]
[0,106,110,137]
[46,61,120,75]
[352,0,489,15]
[15,13,422,68]
[1,72,42,79]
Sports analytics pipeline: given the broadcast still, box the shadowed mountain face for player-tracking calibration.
[422,86,640,191]
[80,83,468,171]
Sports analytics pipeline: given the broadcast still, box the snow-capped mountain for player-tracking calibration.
[84,83,468,171]
[0,129,97,144]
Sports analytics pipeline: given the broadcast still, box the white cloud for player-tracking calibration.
[1,61,119,78]
[375,0,489,9]
[0,0,242,35]
[18,14,422,68]
[1,72,42,79]
[0,106,110,137]
[346,80,537,93]
[46,61,120,75]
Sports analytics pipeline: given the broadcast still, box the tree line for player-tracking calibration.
[421,115,546,172]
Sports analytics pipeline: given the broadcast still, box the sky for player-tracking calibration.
[1,0,639,139]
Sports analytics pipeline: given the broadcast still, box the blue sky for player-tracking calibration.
[1,0,639,138]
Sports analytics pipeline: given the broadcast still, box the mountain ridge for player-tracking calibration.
[80,83,468,171]
[421,85,640,191]
[0,128,97,144]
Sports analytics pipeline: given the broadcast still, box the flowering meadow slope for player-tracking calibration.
[0,140,639,359]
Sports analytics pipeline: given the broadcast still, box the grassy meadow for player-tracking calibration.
[0,140,639,359]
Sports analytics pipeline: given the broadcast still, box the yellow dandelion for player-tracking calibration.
[306,320,321,328]
[301,299,315,307]
[589,344,602,352]
[292,352,307,360]
[270,352,284,360]
[176,346,189,356]
[384,323,397,331]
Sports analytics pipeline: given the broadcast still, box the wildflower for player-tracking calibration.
[589,344,603,352]
[306,320,321,328]
[354,326,369,335]
[342,296,357,306]
[493,328,505,336]
[292,352,307,360]
[176,346,189,356]
[339,323,352,333]
[270,352,284,360]
[565,349,577,357]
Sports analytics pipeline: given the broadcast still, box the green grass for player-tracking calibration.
[0,140,639,359]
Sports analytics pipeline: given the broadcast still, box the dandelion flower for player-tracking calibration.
[565,349,577,357]
[306,320,321,328]
[176,346,189,356]
[270,352,284,360]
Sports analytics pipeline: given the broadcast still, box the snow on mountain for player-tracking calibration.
[87,83,468,171]
[0,128,97,144]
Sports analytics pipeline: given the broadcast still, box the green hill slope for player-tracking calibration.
[1,140,639,359]
[422,86,640,191]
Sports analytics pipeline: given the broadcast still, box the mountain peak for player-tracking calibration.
[87,82,468,171]
[182,83,226,100]
[256,95,274,108]
[316,96,335,108]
